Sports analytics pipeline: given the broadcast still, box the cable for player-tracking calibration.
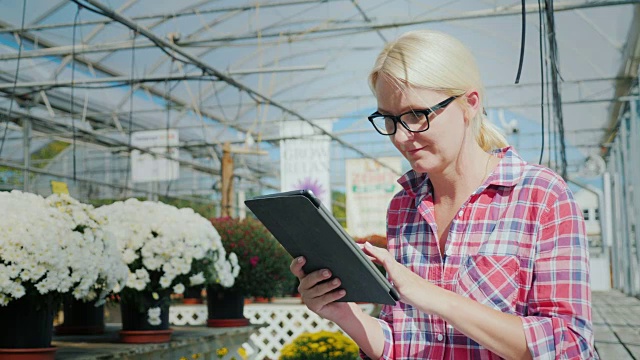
[0,0,27,158]
[71,0,195,68]
[70,4,81,181]
[122,30,137,198]
[514,0,526,84]
[544,0,568,178]
[537,0,545,165]
[10,76,221,96]
[164,60,175,198]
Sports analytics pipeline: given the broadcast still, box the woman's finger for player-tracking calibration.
[289,256,306,279]
[299,268,332,292]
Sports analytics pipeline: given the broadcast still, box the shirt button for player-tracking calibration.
[437,334,444,341]
[458,210,464,217]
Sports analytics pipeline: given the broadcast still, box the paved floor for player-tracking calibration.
[593,290,640,359]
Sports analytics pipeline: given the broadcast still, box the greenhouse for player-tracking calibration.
[0,0,639,359]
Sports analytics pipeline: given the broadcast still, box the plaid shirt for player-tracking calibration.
[361,147,596,360]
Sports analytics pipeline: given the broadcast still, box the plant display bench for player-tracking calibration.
[52,324,259,360]
[170,299,376,359]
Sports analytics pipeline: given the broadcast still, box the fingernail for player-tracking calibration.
[297,257,304,263]
[365,241,372,248]
[322,270,330,278]
[332,279,340,285]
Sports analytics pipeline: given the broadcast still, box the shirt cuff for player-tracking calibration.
[521,316,597,360]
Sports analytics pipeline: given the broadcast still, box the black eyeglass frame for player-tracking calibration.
[368,95,461,136]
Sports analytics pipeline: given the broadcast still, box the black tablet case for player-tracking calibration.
[244,190,399,305]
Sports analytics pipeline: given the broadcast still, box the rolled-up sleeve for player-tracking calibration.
[359,304,395,359]
[522,187,597,359]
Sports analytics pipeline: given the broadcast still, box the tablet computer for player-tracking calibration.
[244,190,399,305]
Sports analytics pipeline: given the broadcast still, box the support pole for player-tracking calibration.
[221,142,234,217]
[630,98,640,295]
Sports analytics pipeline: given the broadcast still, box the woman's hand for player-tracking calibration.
[289,256,351,322]
[361,242,438,309]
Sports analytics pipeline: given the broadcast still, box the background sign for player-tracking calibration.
[346,157,402,238]
[131,129,179,183]
[280,120,333,211]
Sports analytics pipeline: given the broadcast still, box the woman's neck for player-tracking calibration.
[429,145,493,204]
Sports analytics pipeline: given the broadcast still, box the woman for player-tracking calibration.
[290,30,596,359]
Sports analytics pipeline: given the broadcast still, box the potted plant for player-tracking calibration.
[0,191,124,359]
[46,193,129,336]
[96,199,238,343]
[206,217,296,327]
[279,331,360,360]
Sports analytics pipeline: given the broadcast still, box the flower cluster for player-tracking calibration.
[279,331,359,360]
[209,217,296,298]
[95,199,237,304]
[0,191,121,306]
[46,193,128,303]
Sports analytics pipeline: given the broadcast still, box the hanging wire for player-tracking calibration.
[537,0,545,165]
[0,0,27,158]
[164,60,175,198]
[542,10,558,170]
[71,0,195,68]
[122,30,137,198]
[70,4,81,181]
[544,0,568,178]
[514,0,526,84]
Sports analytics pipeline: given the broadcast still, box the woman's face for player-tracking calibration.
[374,76,468,174]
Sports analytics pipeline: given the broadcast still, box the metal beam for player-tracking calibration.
[0,0,339,33]
[80,0,399,174]
[0,159,221,203]
[0,19,258,141]
[0,65,325,91]
[601,4,640,150]
[0,100,280,188]
[6,0,638,60]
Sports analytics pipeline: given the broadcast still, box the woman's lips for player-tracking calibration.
[406,145,427,154]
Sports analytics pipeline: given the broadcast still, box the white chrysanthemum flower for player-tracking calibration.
[95,199,238,296]
[173,283,185,294]
[189,273,206,286]
[0,191,127,306]
[147,306,162,326]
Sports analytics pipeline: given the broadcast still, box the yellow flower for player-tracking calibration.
[238,347,247,360]
[192,354,202,359]
[278,330,359,359]
[180,357,188,360]
[216,347,229,358]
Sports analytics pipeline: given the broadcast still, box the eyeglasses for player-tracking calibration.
[368,95,460,136]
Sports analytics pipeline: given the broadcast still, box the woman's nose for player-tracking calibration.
[392,124,413,143]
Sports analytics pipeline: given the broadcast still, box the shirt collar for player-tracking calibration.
[397,146,527,200]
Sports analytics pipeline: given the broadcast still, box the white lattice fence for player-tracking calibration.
[169,304,208,326]
[170,301,375,360]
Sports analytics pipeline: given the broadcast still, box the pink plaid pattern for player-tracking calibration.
[361,147,596,360]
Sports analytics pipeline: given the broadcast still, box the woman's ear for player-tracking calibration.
[463,90,481,122]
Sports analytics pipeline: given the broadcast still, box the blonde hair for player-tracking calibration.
[368,30,508,152]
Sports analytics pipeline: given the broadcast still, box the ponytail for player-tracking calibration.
[475,115,508,152]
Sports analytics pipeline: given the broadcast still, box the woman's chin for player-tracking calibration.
[409,161,433,174]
